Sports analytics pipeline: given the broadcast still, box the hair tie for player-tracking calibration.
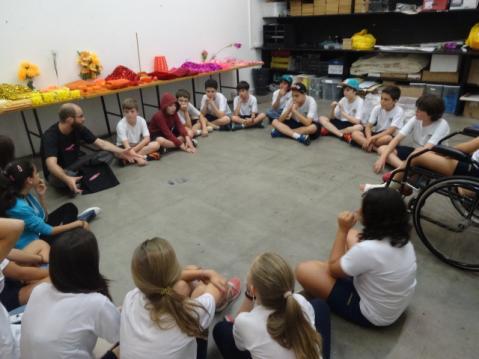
[159,287,172,296]
[283,291,293,299]
[16,165,23,173]
[8,175,15,182]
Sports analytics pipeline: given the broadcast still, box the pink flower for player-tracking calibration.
[233,43,242,49]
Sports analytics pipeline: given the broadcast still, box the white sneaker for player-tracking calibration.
[206,126,214,132]
[78,207,102,222]
[195,129,202,136]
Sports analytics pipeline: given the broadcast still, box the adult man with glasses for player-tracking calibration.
[41,103,140,194]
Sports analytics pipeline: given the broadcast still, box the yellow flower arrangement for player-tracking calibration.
[17,61,40,89]
[77,50,103,80]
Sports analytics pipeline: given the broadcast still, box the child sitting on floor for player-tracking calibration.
[266,75,293,123]
[120,237,240,359]
[176,89,215,137]
[373,93,450,173]
[231,81,266,131]
[213,252,330,359]
[296,188,417,328]
[116,98,160,166]
[200,79,232,131]
[0,160,96,252]
[319,78,364,143]
[149,93,197,154]
[271,82,320,146]
[20,229,120,359]
[351,86,404,152]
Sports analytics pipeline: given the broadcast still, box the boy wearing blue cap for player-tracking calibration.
[319,78,364,143]
[266,75,293,122]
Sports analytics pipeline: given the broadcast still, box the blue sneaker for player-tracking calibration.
[78,207,101,222]
[271,129,283,138]
[297,134,311,146]
[231,123,244,131]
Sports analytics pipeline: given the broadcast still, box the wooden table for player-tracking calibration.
[0,64,261,156]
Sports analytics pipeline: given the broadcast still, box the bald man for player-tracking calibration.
[41,103,140,194]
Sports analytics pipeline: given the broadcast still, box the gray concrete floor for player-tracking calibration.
[44,98,479,358]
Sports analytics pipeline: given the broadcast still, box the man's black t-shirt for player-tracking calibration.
[41,123,97,179]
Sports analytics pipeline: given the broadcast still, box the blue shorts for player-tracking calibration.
[266,108,283,121]
[396,146,415,160]
[453,161,479,177]
[327,277,374,327]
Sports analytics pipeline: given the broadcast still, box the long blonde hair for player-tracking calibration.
[250,253,322,359]
[131,237,206,338]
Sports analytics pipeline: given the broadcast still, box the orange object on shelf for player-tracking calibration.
[154,56,168,72]
[105,78,131,90]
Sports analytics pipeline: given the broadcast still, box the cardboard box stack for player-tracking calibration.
[326,0,339,14]
[290,0,302,15]
[338,0,352,13]
[314,0,327,14]
[302,0,315,15]
[354,0,369,12]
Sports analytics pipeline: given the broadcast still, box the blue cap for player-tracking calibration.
[279,75,293,85]
[342,78,360,91]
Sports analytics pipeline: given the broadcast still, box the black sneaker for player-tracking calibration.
[297,134,311,146]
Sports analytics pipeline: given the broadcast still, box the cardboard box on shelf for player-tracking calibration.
[338,0,352,13]
[398,85,424,98]
[290,0,302,15]
[463,101,479,119]
[430,54,460,73]
[354,0,369,12]
[326,0,339,14]
[302,1,315,15]
[422,70,459,84]
[467,59,479,85]
[314,0,327,14]
[380,72,408,80]
[342,38,352,49]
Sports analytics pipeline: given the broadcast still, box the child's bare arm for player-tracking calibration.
[133,137,150,153]
[3,261,49,282]
[7,249,43,266]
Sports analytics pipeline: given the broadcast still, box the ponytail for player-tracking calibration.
[267,294,322,359]
[251,253,322,359]
[132,238,208,338]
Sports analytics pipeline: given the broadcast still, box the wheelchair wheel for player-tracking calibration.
[413,176,479,271]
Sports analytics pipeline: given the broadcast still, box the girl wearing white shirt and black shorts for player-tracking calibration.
[214,252,331,359]
[296,188,417,327]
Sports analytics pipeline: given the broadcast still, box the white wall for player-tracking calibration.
[0,0,282,157]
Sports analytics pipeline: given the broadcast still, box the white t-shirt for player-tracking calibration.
[334,96,364,122]
[120,288,215,359]
[271,89,292,110]
[282,96,319,123]
[20,283,120,359]
[368,104,404,132]
[233,293,317,359]
[233,95,258,116]
[399,117,450,147]
[340,240,417,326]
[200,93,232,116]
[0,263,20,359]
[178,103,201,125]
[472,149,479,163]
[116,116,150,146]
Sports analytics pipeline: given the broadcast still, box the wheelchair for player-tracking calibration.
[385,126,479,271]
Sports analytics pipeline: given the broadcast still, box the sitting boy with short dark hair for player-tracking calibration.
[200,79,231,131]
[231,81,266,131]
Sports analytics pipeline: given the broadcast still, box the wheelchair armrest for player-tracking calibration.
[463,126,479,138]
[432,145,470,162]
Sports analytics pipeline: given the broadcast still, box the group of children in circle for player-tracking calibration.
[2,69,479,359]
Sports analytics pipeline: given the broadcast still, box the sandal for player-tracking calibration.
[216,277,241,313]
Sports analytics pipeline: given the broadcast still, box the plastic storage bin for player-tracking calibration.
[321,78,342,101]
[425,84,444,98]
[309,76,325,99]
[442,85,460,113]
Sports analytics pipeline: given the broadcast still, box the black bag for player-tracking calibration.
[78,162,119,194]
